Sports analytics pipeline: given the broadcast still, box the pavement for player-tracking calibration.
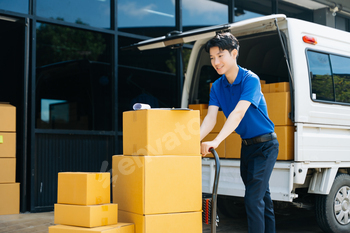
[0,206,323,233]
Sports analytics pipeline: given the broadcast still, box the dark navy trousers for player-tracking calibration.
[240,139,279,233]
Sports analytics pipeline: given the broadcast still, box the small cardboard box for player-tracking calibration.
[54,203,118,227]
[0,183,19,215]
[118,210,202,233]
[123,110,200,156]
[188,104,208,115]
[225,133,242,159]
[112,155,202,215]
[200,109,226,133]
[275,126,294,160]
[57,172,110,206]
[264,92,293,126]
[49,223,134,233]
[0,158,16,183]
[202,133,225,158]
[0,103,16,132]
[261,84,270,93]
[0,132,16,157]
[269,82,290,93]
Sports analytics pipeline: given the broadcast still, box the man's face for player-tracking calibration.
[209,46,237,75]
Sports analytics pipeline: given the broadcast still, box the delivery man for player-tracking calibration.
[200,32,279,233]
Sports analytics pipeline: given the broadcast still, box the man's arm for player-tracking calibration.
[200,105,219,141]
[201,100,251,156]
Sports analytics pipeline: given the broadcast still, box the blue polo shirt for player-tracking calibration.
[209,66,274,139]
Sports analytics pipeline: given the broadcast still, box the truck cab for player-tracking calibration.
[126,14,350,233]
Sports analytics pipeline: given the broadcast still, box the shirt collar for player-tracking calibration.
[222,65,243,87]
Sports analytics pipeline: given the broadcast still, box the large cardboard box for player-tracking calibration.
[119,210,202,233]
[264,92,293,126]
[123,110,200,156]
[112,155,201,215]
[49,223,134,233]
[0,132,16,157]
[0,183,20,215]
[275,126,294,160]
[54,203,118,227]
[202,133,225,158]
[200,109,226,133]
[57,172,110,206]
[0,158,16,183]
[269,82,290,93]
[225,133,242,159]
[0,103,16,132]
[261,84,270,93]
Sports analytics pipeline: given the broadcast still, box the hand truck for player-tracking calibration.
[202,148,221,233]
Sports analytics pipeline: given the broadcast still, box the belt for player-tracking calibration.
[242,132,277,146]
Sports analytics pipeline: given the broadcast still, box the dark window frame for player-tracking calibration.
[306,48,350,106]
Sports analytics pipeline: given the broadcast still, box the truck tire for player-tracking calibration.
[315,173,350,233]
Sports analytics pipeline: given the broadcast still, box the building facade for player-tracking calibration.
[0,0,349,213]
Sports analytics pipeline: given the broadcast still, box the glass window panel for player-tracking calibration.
[307,51,334,101]
[0,0,28,14]
[36,23,113,130]
[330,55,350,103]
[118,0,175,37]
[183,0,227,28]
[118,35,178,130]
[36,0,110,29]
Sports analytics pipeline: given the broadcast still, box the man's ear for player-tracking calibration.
[231,49,238,58]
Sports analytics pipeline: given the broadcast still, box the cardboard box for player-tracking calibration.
[260,80,266,84]
[264,92,293,126]
[57,172,110,205]
[123,110,200,156]
[188,104,208,115]
[0,132,16,157]
[0,158,16,183]
[0,183,19,215]
[261,84,270,93]
[112,155,202,215]
[269,82,290,93]
[54,203,118,227]
[275,126,294,160]
[200,109,226,133]
[119,210,202,233]
[225,133,242,159]
[202,133,225,158]
[0,103,16,132]
[49,223,134,233]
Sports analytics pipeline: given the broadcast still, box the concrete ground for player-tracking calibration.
[0,207,323,233]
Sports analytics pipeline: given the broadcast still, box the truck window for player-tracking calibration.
[307,50,350,104]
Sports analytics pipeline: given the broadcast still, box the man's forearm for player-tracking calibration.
[200,116,216,141]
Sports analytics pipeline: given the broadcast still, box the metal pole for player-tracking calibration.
[228,0,235,23]
[176,0,183,107]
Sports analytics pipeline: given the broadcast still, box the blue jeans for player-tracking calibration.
[240,139,279,233]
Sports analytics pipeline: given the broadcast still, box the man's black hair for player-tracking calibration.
[205,32,239,54]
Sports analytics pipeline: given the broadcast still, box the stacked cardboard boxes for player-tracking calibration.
[114,109,202,233]
[0,103,20,215]
[49,172,134,233]
[264,82,294,160]
[192,81,294,160]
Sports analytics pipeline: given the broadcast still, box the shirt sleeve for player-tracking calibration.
[209,83,220,108]
[239,73,262,108]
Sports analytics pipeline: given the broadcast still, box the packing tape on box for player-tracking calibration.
[0,135,3,144]
[133,103,151,110]
[101,218,108,226]
[96,196,102,204]
[95,173,102,180]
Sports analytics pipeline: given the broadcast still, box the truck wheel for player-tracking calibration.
[315,173,350,233]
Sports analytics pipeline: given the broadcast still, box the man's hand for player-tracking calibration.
[201,140,220,157]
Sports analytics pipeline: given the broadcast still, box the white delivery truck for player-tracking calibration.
[126,14,350,233]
